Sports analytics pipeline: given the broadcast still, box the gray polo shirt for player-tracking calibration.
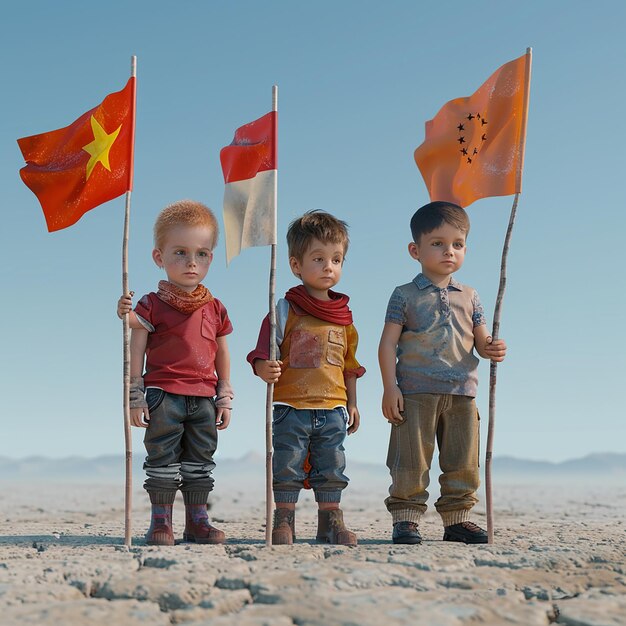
[385,273,486,397]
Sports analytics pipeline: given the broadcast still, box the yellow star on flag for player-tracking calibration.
[82,116,122,180]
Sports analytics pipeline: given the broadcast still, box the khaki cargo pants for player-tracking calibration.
[385,393,480,527]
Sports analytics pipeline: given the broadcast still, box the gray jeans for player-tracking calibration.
[143,389,218,498]
[272,405,349,503]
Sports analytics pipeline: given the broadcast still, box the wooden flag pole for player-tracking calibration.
[122,55,137,547]
[265,85,278,546]
[485,48,531,544]
[485,192,518,544]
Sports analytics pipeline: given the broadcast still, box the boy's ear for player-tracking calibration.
[289,256,302,278]
[152,248,163,268]
[408,242,420,261]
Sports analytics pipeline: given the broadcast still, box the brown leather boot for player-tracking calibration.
[183,504,226,544]
[316,509,357,546]
[272,508,296,545]
[145,504,175,546]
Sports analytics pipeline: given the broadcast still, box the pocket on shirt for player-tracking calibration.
[289,329,322,368]
[326,328,345,366]
[200,309,218,339]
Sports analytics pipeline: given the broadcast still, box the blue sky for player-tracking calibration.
[1,0,624,463]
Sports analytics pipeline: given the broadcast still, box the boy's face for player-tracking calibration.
[152,224,214,292]
[289,238,345,300]
[408,222,466,285]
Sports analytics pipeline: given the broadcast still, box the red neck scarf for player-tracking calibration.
[285,285,353,326]
[156,280,213,314]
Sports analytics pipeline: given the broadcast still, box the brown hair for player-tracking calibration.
[410,201,470,243]
[153,200,219,250]
[286,210,350,261]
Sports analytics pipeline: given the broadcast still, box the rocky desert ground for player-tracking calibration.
[1,463,624,625]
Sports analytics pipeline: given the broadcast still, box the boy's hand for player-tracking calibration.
[216,408,231,430]
[347,405,360,435]
[382,385,405,425]
[130,406,150,428]
[255,359,283,384]
[484,336,507,362]
[118,291,134,319]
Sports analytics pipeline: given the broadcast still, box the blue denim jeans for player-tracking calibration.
[143,389,218,500]
[272,405,349,503]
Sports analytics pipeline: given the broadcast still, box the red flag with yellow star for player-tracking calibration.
[414,53,530,208]
[17,77,136,232]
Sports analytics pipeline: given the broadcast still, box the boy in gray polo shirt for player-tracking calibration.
[378,201,507,544]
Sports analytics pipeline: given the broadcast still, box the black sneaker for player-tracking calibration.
[443,521,488,544]
[392,521,422,544]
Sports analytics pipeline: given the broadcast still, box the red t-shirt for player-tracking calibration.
[135,293,232,397]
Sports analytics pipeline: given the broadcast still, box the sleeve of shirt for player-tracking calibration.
[214,299,233,337]
[246,314,271,375]
[343,324,366,379]
[134,294,156,332]
[246,299,290,375]
[471,290,486,328]
[384,287,406,326]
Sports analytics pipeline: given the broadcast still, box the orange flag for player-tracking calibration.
[414,53,531,208]
[18,77,136,232]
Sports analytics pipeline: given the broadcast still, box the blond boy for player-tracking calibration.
[118,200,233,545]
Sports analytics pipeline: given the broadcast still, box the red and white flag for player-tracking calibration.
[220,111,277,262]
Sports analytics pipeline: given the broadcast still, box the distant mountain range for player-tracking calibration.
[489,452,626,477]
[0,451,624,483]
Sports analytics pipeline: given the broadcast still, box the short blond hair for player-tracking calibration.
[153,200,219,250]
[286,210,349,261]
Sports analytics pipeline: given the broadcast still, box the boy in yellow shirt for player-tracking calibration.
[248,210,365,545]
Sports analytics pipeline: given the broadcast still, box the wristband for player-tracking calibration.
[129,376,148,409]
[215,379,234,409]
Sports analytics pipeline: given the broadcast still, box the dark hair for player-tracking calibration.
[287,210,349,260]
[410,201,470,243]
